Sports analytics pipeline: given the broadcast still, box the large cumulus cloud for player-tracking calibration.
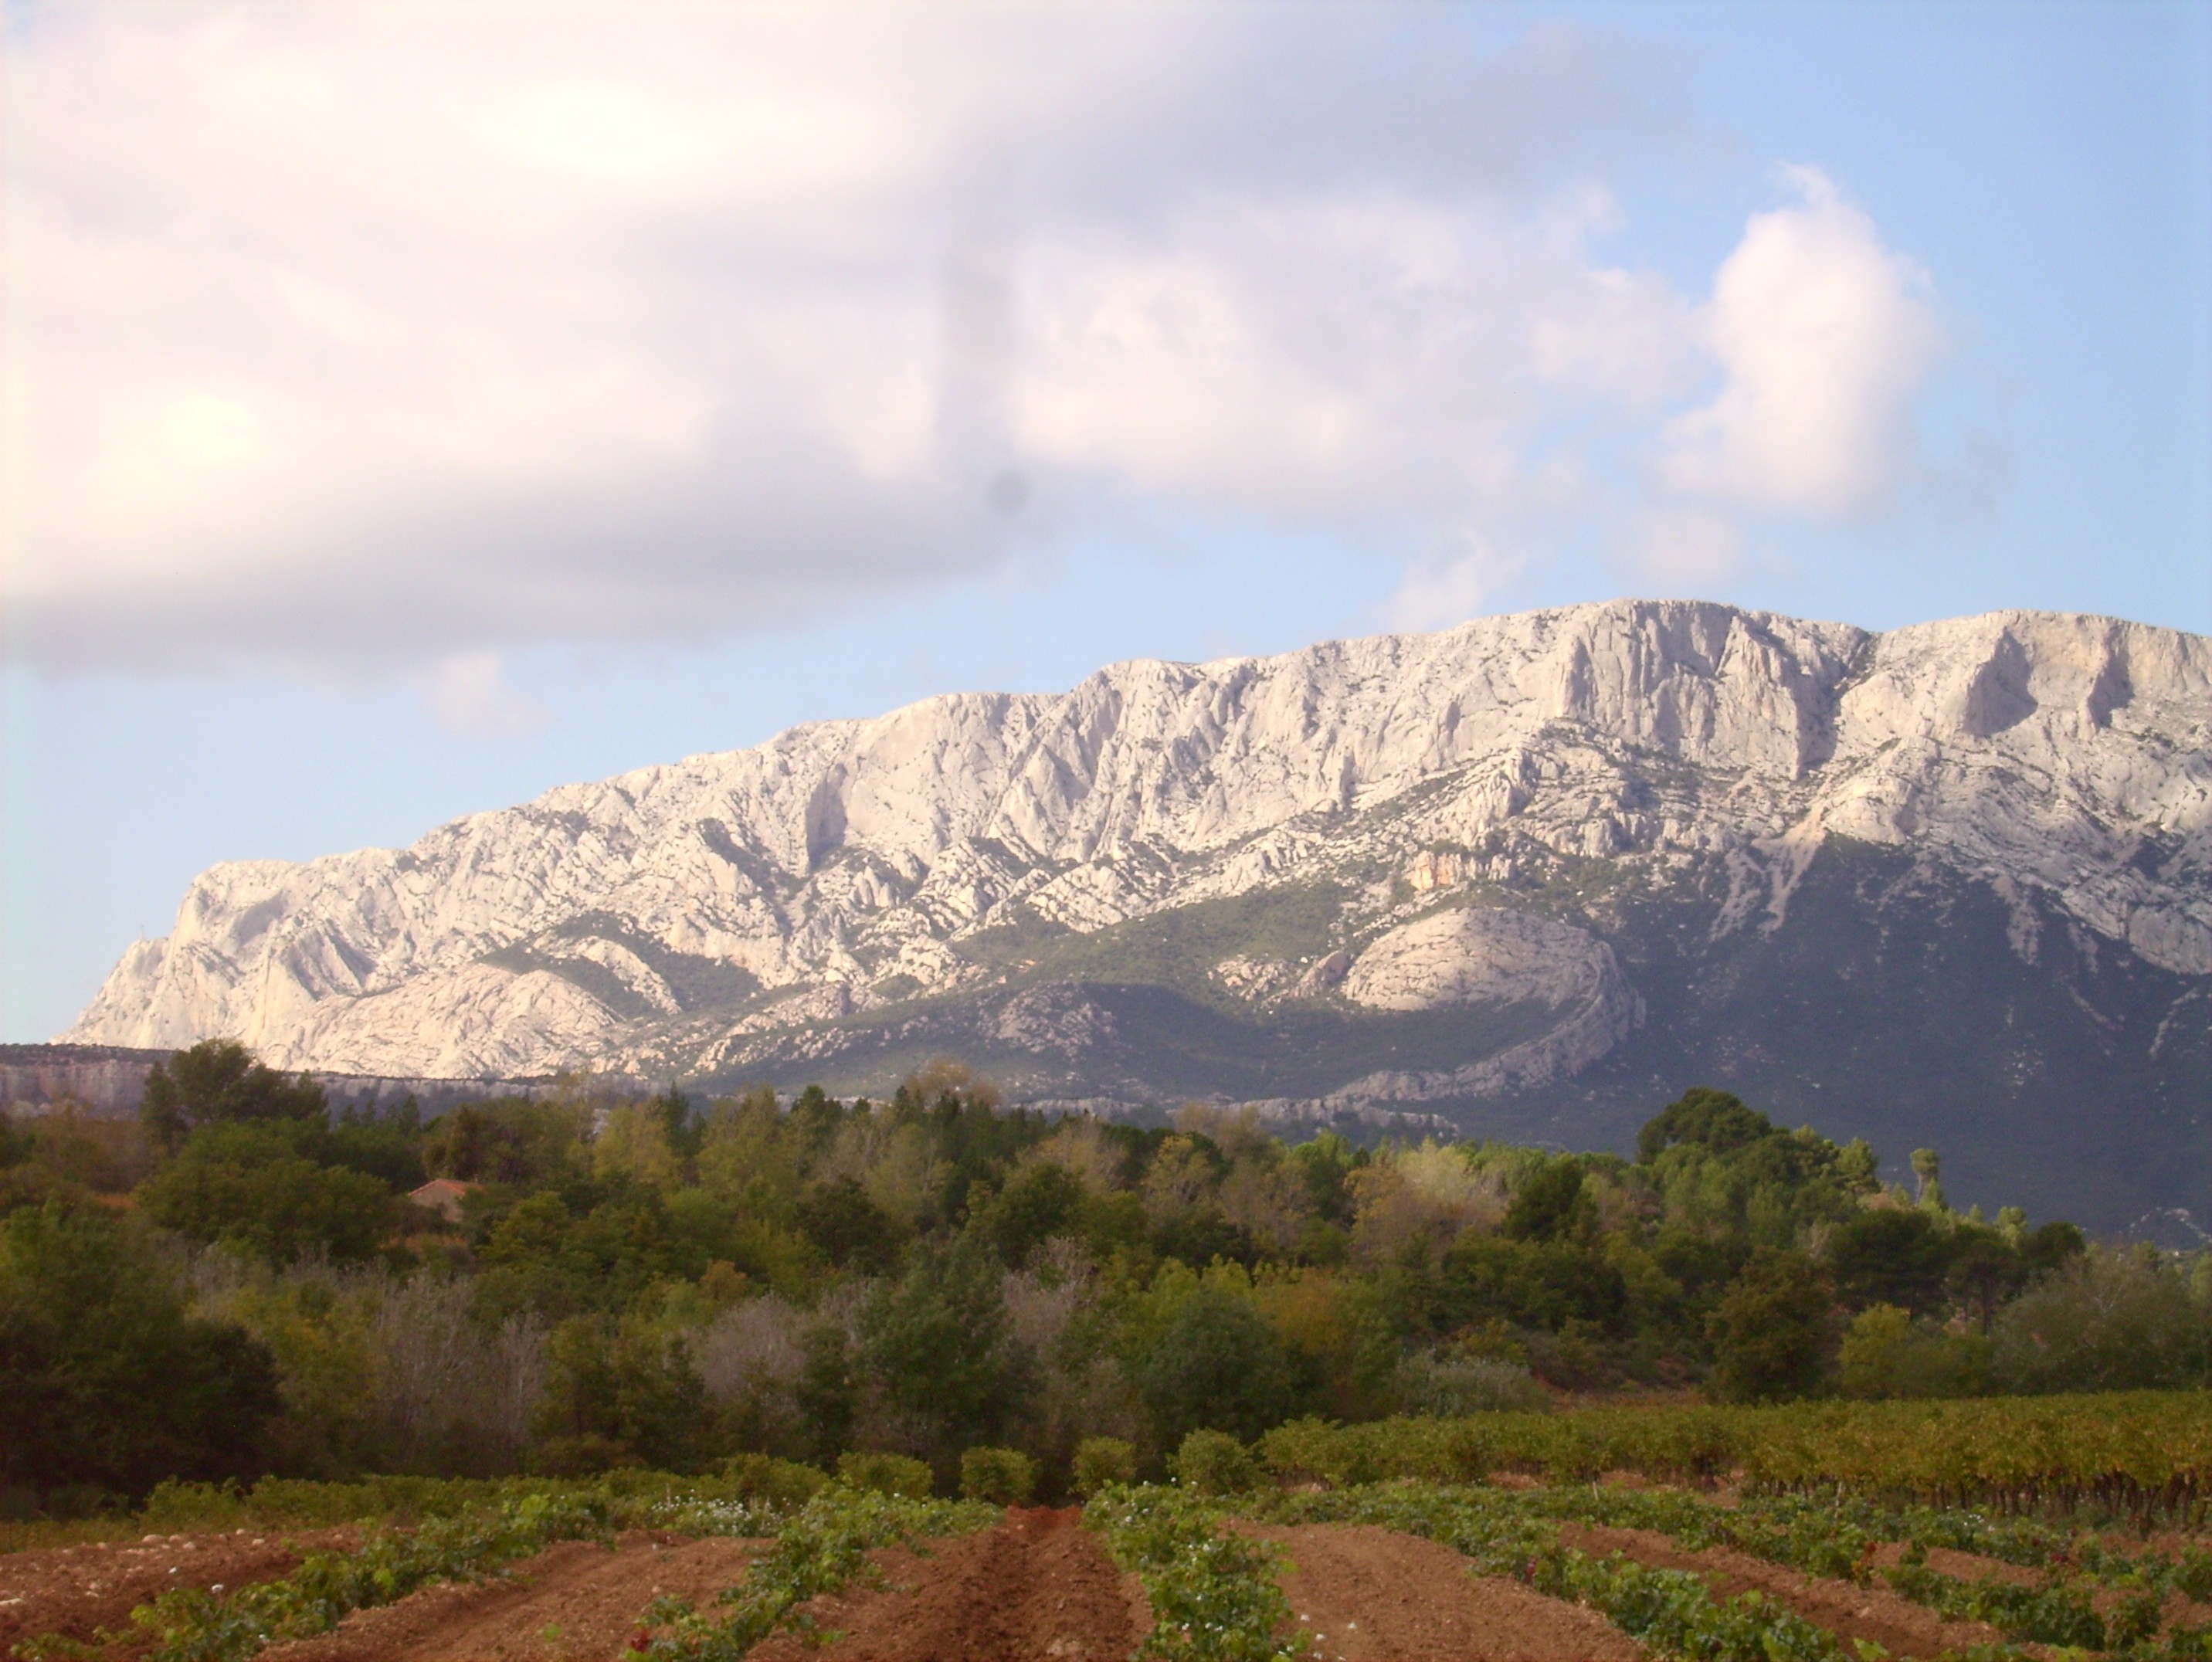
[3,4,1979,676]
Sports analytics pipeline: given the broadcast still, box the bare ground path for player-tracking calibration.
[745,1507,1145,1662]
[1234,1521,1641,1662]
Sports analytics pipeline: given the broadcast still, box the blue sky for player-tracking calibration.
[4,0,2207,1041]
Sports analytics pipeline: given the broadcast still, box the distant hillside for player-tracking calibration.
[0,1043,561,1118]
[63,600,2212,1229]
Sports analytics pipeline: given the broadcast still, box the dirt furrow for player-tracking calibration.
[747,1508,1145,1662]
[1236,1521,1642,1662]
[258,1531,766,1662]
[0,1528,359,1658]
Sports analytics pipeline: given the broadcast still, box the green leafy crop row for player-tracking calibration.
[128,1491,614,1662]
[1256,1392,2212,1518]
[624,1484,998,1661]
[1083,1484,1308,1662]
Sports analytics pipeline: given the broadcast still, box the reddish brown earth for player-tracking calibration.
[1867,1540,2041,1588]
[745,1508,1147,1662]
[1237,1521,1641,1662]
[0,1528,359,1659]
[258,1531,766,1662]
[1557,1522,2007,1660]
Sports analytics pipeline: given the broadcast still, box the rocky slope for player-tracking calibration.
[66,600,2212,1226]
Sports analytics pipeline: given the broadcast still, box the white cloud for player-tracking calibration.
[1654,167,1952,520]
[1383,538,1531,632]
[2,9,1980,671]
[415,652,551,741]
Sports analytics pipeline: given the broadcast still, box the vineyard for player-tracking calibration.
[10,1393,2212,1661]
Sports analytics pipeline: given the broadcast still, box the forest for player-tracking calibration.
[1,1038,2199,1516]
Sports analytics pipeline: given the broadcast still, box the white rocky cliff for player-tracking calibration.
[64,601,2212,1117]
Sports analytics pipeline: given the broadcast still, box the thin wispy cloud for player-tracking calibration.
[5,4,1986,686]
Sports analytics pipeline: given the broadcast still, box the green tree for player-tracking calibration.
[1637,1087,1775,1162]
[531,1314,711,1472]
[0,1200,280,1497]
[858,1239,1021,1464]
[137,1122,398,1264]
[796,1176,907,1274]
[975,1162,1086,1267]
[140,1039,327,1152]
[1707,1249,1834,1403]
[1501,1158,1595,1244]
[1827,1207,1953,1318]
[1991,1248,2212,1392]
[1132,1286,1298,1449]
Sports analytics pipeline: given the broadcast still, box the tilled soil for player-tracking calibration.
[0,1528,359,1658]
[1867,1541,2041,1588]
[1236,1521,1641,1662]
[745,1508,1147,1662]
[258,1531,768,1662]
[1556,1522,2007,1660]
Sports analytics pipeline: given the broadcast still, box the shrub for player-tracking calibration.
[1394,1349,1552,1416]
[958,1446,1037,1505]
[1992,1250,2212,1393]
[1072,1436,1137,1497]
[1837,1304,1990,1399]
[835,1450,934,1498]
[721,1453,829,1508]
[1172,1429,1261,1497]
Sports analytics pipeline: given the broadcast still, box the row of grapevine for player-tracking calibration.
[1257,1391,2212,1517]
[117,1493,616,1662]
[1083,1485,1305,1662]
[624,1485,999,1661]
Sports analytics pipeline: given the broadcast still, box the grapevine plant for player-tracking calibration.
[128,1492,615,1662]
[623,1484,998,1661]
[1083,1484,1311,1662]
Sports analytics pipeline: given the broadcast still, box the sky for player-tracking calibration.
[2,0,2208,1042]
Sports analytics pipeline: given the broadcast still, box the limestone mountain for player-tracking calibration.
[66,600,2212,1229]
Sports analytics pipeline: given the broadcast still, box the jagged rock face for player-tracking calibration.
[65,600,2212,1221]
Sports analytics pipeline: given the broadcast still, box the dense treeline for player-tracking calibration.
[1,1040,2201,1514]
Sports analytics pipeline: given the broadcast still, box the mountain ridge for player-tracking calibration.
[64,599,2212,1223]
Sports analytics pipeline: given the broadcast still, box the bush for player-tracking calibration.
[836,1450,934,1498]
[1394,1349,1552,1416]
[1992,1250,2212,1393]
[1837,1304,1990,1399]
[1072,1436,1137,1497]
[959,1446,1037,1505]
[1171,1429,1261,1497]
[720,1453,829,1507]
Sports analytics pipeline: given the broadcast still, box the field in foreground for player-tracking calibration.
[15,1466,2212,1662]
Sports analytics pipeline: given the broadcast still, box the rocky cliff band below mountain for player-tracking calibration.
[63,600,2212,1229]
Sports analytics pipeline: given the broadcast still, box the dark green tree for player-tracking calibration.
[137,1121,397,1264]
[796,1176,907,1274]
[1503,1158,1596,1243]
[1707,1249,1835,1403]
[531,1315,711,1472]
[858,1240,1020,1464]
[0,1200,280,1497]
[140,1039,327,1152]
[1828,1207,1954,1318]
[1637,1087,1776,1162]
[975,1162,1086,1267]
[1132,1287,1299,1449]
